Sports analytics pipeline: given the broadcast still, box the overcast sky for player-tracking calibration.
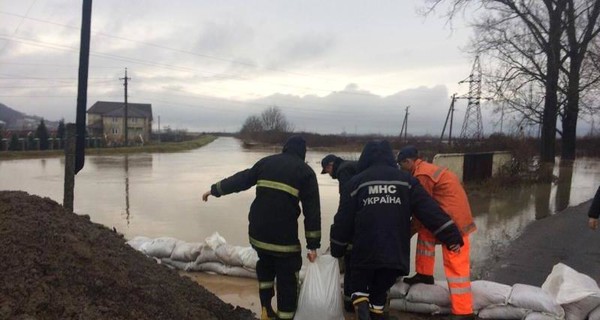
[0,0,548,136]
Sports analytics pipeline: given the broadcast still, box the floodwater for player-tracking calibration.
[1,136,599,315]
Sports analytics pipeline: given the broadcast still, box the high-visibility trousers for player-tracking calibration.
[415,229,473,315]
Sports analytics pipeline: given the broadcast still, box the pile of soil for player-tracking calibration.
[0,191,256,320]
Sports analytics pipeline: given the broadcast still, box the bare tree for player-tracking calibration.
[239,115,264,140]
[260,106,291,132]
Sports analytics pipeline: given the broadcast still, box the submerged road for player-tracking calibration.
[486,199,600,286]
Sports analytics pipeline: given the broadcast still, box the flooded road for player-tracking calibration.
[1,137,598,290]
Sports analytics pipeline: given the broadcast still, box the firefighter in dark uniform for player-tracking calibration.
[320,153,358,312]
[203,136,321,320]
[330,140,464,320]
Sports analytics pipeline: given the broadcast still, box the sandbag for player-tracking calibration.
[140,237,179,258]
[478,305,530,319]
[160,258,193,271]
[170,242,204,262]
[472,280,512,310]
[541,263,600,320]
[188,261,228,274]
[205,232,226,250]
[589,304,600,320]
[225,266,257,279]
[406,282,451,307]
[194,247,220,264]
[524,312,560,320]
[389,281,410,299]
[389,298,450,315]
[215,244,258,268]
[126,236,151,251]
[237,246,258,269]
[295,255,344,320]
[509,283,564,318]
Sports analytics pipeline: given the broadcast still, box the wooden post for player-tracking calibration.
[64,124,76,212]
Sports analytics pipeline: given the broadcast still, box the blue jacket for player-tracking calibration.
[330,140,463,273]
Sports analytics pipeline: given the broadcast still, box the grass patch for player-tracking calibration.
[0,135,217,160]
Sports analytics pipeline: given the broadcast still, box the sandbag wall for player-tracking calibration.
[127,232,258,279]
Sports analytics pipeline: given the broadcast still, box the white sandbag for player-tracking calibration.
[406,283,451,307]
[389,298,450,315]
[160,258,193,271]
[589,304,600,320]
[188,261,228,274]
[215,244,245,266]
[562,296,600,320]
[170,242,204,262]
[542,263,600,304]
[224,266,257,279]
[205,232,226,250]
[524,312,559,320]
[295,255,344,320]
[472,280,512,310]
[195,247,220,264]
[509,283,564,318]
[127,236,151,251]
[140,237,179,258]
[237,246,258,269]
[389,281,410,299]
[478,305,530,319]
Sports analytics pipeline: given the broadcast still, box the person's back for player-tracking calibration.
[203,136,320,320]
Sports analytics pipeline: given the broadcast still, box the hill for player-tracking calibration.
[0,102,59,130]
[0,102,24,125]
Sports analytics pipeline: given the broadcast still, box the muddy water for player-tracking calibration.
[1,137,598,316]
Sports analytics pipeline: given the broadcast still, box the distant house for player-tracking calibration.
[87,101,153,144]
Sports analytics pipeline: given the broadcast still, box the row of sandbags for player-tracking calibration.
[127,232,259,279]
[387,263,600,320]
[127,234,600,320]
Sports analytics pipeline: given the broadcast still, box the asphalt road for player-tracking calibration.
[486,200,600,286]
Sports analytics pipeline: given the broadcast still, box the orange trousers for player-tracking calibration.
[415,230,473,315]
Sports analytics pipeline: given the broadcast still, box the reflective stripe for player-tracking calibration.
[353,297,369,305]
[330,238,347,247]
[369,307,384,314]
[216,181,224,195]
[256,180,299,197]
[305,230,321,239]
[259,281,274,289]
[350,180,411,197]
[277,310,295,319]
[433,220,455,236]
[448,276,471,283]
[250,237,301,253]
[432,167,445,179]
[417,239,436,247]
[416,249,435,257]
[449,286,472,294]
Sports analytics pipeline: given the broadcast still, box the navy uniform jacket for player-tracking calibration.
[330,140,463,274]
[589,186,600,219]
[210,136,321,256]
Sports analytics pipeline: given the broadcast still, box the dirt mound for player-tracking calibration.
[0,191,256,320]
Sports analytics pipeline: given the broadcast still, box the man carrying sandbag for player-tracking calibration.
[202,136,321,320]
[330,140,463,320]
[397,145,476,320]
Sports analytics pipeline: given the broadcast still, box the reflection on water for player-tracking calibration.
[0,137,599,278]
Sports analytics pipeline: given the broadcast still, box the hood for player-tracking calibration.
[357,140,396,172]
[282,135,306,160]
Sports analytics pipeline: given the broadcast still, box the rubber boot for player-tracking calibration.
[369,311,385,320]
[260,306,276,320]
[402,273,434,285]
[354,300,371,320]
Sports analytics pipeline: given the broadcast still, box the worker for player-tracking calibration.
[320,153,358,312]
[330,140,464,320]
[397,145,476,320]
[202,135,321,320]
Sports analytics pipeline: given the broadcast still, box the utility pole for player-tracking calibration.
[120,68,131,146]
[440,94,457,146]
[399,106,410,143]
[158,115,161,143]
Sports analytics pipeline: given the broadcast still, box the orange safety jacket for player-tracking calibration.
[412,159,476,235]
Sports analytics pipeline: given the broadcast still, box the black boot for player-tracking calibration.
[353,300,371,320]
[402,273,434,285]
[259,306,276,320]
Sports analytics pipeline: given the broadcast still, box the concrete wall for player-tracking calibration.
[433,151,513,182]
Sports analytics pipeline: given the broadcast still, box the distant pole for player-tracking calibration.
[74,0,92,174]
[399,106,410,143]
[120,68,131,146]
[64,124,76,212]
[158,115,161,143]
